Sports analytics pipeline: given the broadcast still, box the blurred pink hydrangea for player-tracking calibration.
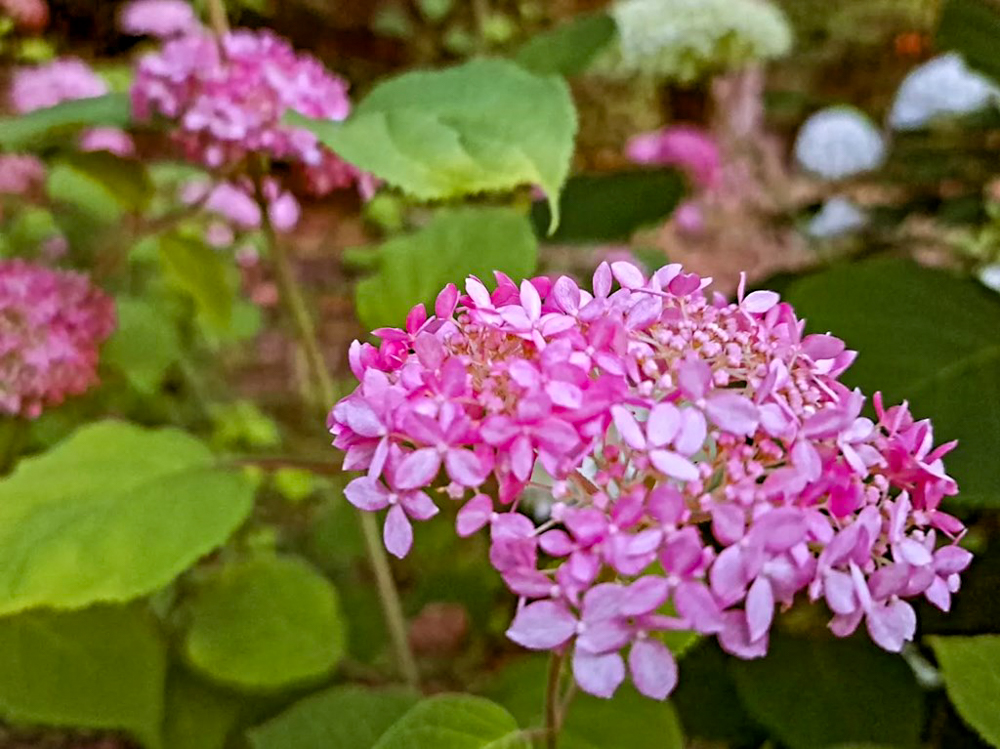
[330,260,969,702]
[182,177,300,246]
[627,125,722,190]
[10,59,135,156]
[0,261,115,418]
[0,0,48,32]
[0,154,45,196]
[131,29,361,196]
[118,0,198,38]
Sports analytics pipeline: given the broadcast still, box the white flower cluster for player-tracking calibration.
[890,53,1000,131]
[598,0,792,82]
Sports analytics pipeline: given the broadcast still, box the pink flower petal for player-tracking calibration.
[573,649,625,699]
[649,449,699,481]
[456,493,493,537]
[742,290,780,314]
[506,600,577,650]
[383,504,413,558]
[705,392,759,436]
[445,448,489,487]
[629,639,677,700]
[646,403,681,447]
[612,405,647,450]
[745,576,774,643]
[344,476,390,511]
[394,447,442,490]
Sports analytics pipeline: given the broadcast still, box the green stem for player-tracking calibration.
[206,0,230,36]
[544,650,566,749]
[251,172,420,689]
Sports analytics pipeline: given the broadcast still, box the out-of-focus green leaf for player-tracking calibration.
[104,297,182,394]
[938,0,1000,84]
[0,420,255,615]
[247,685,420,749]
[354,207,537,330]
[47,152,152,223]
[731,633,924,749]
[785,258,1000,506]
[289,59,577,228]
[929,635,1000,748]
[531,169,685,243]
[0,93,131,150]
[182,555,345,690]
[372,694,529,749]
[480,655,684,749]
[162,670,242,749]
[0,606,165,749]
[158,233,234,330]
[514,12,617,76]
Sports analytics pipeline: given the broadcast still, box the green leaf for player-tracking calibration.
[104,297,182,394]
[49,151,153,214]
[730,633,924,749]
[480,655,684,749]
[0,606,165,749]
[929,635,1000,747]
[182,555,346,690]
[938,0,1000,84]
[373,695,529,749]
[162,670,243,749]
[530,169,685,243]
[0,93,132,150]
[354,207,538,330]
[514,13,617,76]
[158,233,234,330]
[785,258,1000,506]
[247,685,420,749]
[289,59,577,228]
[0,420,255,615]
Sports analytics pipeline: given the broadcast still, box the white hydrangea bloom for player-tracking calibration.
[794,107,887,180]
[599,0,792,82]
[889,53,1000,131]
[806,197,868,239]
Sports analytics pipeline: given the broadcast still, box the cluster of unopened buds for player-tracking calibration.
[0,260,115,418]
[329,261,970,701]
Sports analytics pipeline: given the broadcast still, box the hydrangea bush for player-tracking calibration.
[330,260,970,700]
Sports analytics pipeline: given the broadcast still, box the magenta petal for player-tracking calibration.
[435,282,459,318]
[456,494,493,537]
[705,392,759,436]
[341,400,384,438]
[573,649,626,699]
[506,601,577,650]
[677,359,711,401]
[710,545,748,604]
[629,639,678,700]
[344,476,390,511]
[394,447,442,490]
[674,581,725,634]
[383,504,413,558]
[621,577,671,616]
[400,490,439,520]
[577,619,631,653]
[511,434,535,481]
[649,449,699,481]
[445,448,488,487]
[745,576,775,643]
[552,275,581,314]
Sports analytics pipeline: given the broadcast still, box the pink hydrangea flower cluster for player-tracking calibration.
[118,0,198,38]
[9,59,134,156]
[181,177,300,246]
[0,154,45,196]
[627,125,722,191]
[329,261,969,702]
[131,29,360,196]
[0,261,115,418]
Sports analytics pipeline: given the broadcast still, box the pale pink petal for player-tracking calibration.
[629,639,677,700]
[612,405,647,450]
[611,261,645,289]
[674,581,725,634]
[435,283,459,318]
[621,577,670,616]
[383,504,413,558]
[745,576,774,642]
[456,494,493,537]
[519,279,542,320]
[646,403,681,447]
[552,276,581,314]
[865,599,916,652]
[593,262,612,298]
[649,449,699,481]
[677,359,711,401]
[506,601,577,650]
[573,649,625,699]
[674,409,707,455]
[510,434,535,481]
[705,392,759,436]
[742,290,780,314]
[400,490,439,520]
[718,611,768,659]
[394,447,442,490]
[445,448,489,487]
[344,476,390,511]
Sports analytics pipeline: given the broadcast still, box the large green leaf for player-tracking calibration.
[730,633,924,749]
[0,606,165,749]
[158,233,234,330]
[0,420,254,615]
[247,685,420,749]
[784,258,1000,506]
[514,13,617,76]
[531,169,686,243]
[47,151,153,219]
[182,555,345,690]
[938,0,1000,84]
[929,635,1000,748]
[162,670,243,749]
[104,297,182,394]
[289,59,576,227]
[354,207,538,329]
[0,93,132,150]
[479,655,684,749]
[373,695,529,749]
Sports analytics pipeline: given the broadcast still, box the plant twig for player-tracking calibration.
[545,650,566,749]
[250,167,420,689]
[206,0,230,36]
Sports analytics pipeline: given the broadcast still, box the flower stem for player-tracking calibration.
[206,0,230,36]
[251,174,420,689]
[544,650,566,749]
